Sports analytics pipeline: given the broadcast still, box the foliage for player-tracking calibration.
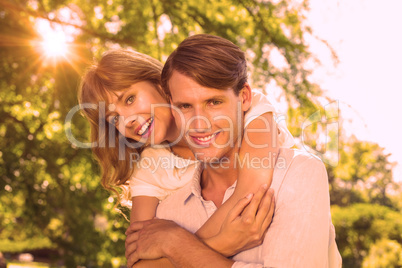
[327,136,398,208]
[0,237,52,253]
[332,204,402,267]
[362,239,402,268]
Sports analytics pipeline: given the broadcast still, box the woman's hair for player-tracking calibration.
[161,34,248,98]
[78,49,165,206]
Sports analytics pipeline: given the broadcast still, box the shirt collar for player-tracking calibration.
[182,163,238,205]
[182,162,203,204]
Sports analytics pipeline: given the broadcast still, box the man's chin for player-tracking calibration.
[191,149,222,162]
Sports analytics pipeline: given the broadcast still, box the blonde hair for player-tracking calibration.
[78,49,165,207]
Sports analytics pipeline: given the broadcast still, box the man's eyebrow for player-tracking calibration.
[172,101,190,107]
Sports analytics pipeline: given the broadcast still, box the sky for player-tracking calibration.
[305,0,402,181]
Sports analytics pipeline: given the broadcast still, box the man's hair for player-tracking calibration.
[161,34,248,98]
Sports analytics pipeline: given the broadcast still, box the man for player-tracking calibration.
[126,34,342,267]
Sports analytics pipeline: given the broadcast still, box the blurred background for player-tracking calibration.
[1,0,401,267]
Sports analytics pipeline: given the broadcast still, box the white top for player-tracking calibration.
[130,90,295,201]
[156,148,342,267]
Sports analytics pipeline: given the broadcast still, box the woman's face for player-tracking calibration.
[106,81,172,145]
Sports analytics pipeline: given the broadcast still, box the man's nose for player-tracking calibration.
[189,108,211,132]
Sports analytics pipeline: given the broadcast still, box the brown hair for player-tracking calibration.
[78,49,165,206]
[161,34,248,97]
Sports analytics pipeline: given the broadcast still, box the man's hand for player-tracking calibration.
[204,184,275,256]
[125,219,185,267]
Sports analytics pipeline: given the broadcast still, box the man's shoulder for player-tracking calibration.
[278,148,325,170]
[272,148,329,204]
[273,148,327,187]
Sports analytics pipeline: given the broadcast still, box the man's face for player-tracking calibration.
[168,71,251,163]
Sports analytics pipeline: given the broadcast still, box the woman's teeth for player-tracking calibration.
[137,117,153,135]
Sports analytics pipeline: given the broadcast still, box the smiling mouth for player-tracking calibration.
[137,117,154,135]
[190,131,221,145]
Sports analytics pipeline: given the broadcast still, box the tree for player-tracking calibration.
[327,136,398,208]
[332,204,402,268]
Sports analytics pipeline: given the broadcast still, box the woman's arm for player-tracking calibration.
[126,196,161,267]
[130,196,159,222]
[196,112,278,239]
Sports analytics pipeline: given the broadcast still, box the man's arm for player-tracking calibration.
[126,219,234,268]
[126,186,275,267]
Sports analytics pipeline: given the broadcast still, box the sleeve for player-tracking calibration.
[129,150,170,201]
[244,90,276,128]
[130,173,168,201]
[245,90,295,148]
[259,155,333,267]
[129,147,197,201]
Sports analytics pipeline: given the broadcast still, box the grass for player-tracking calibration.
[7,261,53,267]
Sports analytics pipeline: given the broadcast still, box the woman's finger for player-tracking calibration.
[226,193,253,222]
[255,188,274,225]
[261,191,275,231]
[241,184,268,222]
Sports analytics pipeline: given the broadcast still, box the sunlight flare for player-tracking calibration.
[40,30,68,58]
[35,18,70,60]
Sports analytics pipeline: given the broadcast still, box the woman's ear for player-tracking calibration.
[240,83,252,112]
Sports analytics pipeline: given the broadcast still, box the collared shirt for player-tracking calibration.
[156,148,342,268]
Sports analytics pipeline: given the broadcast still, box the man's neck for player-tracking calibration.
[200,152,239,208]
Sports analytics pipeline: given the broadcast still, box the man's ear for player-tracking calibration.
[240,83,252,112]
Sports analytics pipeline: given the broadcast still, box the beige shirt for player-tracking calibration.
[156,148,342,268]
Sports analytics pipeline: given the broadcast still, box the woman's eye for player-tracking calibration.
[109,116,118,125]
[126,95,135,104]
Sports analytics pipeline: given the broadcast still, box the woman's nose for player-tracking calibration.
[124,114,137,128]
[114,106,136,128]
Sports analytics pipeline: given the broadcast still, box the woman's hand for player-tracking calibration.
[203,184,275,257]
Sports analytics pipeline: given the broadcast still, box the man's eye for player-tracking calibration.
[208,100,222,106]
[126,95,135,104]
[179,104,191,109]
